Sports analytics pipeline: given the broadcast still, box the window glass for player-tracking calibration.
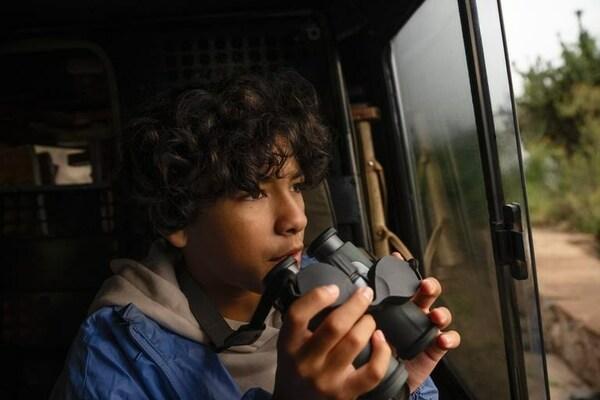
[477,1,547,398]
[390,0,511,397]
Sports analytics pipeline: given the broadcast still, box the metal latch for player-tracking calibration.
[494,203,528,280]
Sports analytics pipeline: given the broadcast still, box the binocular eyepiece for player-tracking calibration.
[264,227,439,400]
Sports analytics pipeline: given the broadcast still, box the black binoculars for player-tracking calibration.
[262,227,439,400]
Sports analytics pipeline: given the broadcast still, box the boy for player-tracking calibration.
[52,71,459,399]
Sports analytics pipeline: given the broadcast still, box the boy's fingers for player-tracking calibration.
[429,307,452,330]
[437,330,461,350]
[391,253,441,312]
[411,278,441,312]
[303,286,374,359]
[345,330,392,395]
[326,314,376,369]
[281,285,340,351]
[424,330,461,362]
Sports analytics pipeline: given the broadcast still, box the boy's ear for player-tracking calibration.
[165,229,188,248]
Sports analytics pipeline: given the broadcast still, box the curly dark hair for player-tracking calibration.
[120,71,332,234]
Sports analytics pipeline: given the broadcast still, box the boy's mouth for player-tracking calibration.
[270,247,303,266]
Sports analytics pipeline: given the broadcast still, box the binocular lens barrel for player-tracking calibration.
[307,227,345,259]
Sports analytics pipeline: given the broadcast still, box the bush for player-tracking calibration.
[524,136,600,240]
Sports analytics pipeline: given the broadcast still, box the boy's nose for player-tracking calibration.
[275,194,307,236]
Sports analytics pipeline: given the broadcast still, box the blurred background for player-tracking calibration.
[502,0,600,399]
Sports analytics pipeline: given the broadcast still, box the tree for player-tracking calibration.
[517,11,600,241]
[518,10,600,153]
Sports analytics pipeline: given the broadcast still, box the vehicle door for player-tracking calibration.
[386,0,548,398]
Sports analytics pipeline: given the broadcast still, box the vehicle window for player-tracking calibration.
[389,0,511,397]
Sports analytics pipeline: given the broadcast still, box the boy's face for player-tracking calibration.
[171,156,307,297]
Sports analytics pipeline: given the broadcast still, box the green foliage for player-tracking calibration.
[518,14,600,151]
[518,13,600,240]
[525,139,600,238]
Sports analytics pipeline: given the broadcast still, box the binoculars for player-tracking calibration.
[263,227,439,400]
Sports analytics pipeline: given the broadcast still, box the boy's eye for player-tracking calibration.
[241,190,266,201]
[292,182,306,193]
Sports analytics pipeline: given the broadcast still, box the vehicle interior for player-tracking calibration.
[1,0,549,398]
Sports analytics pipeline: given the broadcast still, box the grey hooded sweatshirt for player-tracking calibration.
[89,239,280,394]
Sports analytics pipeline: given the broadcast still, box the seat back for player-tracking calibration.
[303,181,337,246]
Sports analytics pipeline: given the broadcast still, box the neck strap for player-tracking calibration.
[181,269,292,352]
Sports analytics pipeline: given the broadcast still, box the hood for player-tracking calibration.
[89,239,281,351]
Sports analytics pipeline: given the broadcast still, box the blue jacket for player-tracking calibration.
[52,303,439,399]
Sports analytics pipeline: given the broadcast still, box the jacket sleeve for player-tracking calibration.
[51,306,261,400]
[410,376,438,400]
[50,322,163,399]
[50,308,178,400]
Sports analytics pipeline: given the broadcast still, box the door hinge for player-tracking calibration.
[493,203,528,280]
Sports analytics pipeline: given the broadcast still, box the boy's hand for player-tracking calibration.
[273,284,392,400]
[390,252,461,392]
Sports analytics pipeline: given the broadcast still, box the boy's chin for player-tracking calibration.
[248,283,264,295]
[248,278,267,295]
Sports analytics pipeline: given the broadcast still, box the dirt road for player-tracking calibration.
[532,228,600,399]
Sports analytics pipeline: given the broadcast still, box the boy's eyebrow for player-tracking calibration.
[261,169,305,182]
[291,170,305,179]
